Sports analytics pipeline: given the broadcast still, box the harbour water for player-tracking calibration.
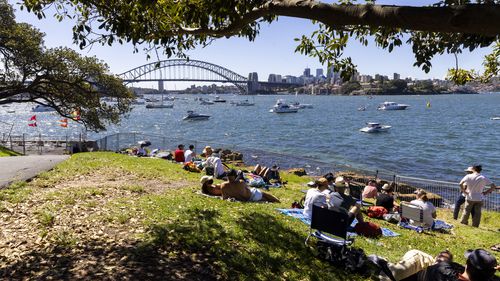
[1,93,499,184]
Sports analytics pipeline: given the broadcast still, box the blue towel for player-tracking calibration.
[277,208,400,237]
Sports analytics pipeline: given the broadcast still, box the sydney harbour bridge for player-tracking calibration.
[117,59,301,94]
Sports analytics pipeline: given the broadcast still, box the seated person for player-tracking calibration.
[410,189,437,228]
[200,175,222,196]
[362,179,378,199]
[174,144,185,163]
[376,183,398,212]
[220,169,280,203]
[202,146,227,179]
[302,177,329,218]
[253,164,281,183]
[328,176,364,224]
[184,144,196,163]
[323,172,336,192]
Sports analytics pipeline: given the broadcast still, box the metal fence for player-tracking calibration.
[0,133,86,155]
[94,132,500,212]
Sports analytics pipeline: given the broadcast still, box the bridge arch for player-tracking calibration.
[118,59,248,94]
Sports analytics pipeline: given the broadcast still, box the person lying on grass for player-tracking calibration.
[220,169,280,203]
[200,175,222,196]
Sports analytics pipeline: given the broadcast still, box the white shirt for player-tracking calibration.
[205,156,225,177]
[409,199,436,227]
[303,188,327,218]
[184,149,194,163]
[460,173,492,202]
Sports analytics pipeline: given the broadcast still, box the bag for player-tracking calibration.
[316,242,371,276]
[204,166,214,176]
[183,162,201,173]
[367,206,388,218]
[354,222,382,238]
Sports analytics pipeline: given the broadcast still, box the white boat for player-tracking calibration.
[145,97,160,102]
[145,103,173,108]
[212,96,226,103]
[32,104,56,112]
[131,98,146,105]
[377,101,410,110]
[234,100,255,106]
[359,122,392,133]
[491,117,500,120]
[269,99,298,113]
[290,102,313,109]
[358,106,366,111]
[200,98,215,105]
[183,110,210,121]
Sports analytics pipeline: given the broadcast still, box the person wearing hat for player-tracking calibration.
[460,165,497,227]
[202,146,227,179]
[220,169,280,203]
[200,175,221,196]
[410,189,437,228]
[376,183,397,213]
[453,167,475,220]
[328,176,364,224]
[302,177,330,218]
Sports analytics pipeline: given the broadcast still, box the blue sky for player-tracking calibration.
[11,0,492,89]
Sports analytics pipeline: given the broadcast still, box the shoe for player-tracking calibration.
[367,255,396,281]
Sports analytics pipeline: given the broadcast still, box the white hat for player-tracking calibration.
[200,175,213,185]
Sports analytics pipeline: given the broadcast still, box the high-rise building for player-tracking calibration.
[303,68,311,77]
[393,73,401,80]
[316,68,323,78]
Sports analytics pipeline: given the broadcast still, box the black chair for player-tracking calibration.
[305,204,354,246]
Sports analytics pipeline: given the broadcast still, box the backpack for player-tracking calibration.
[354,222,382,238]
[316,242,371,277]
[367,206,388,218]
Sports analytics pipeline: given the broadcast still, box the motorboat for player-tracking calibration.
[359,122,392,133]
[377,101,410,110]
[212,96,226,103]
[234,100,255,106]
[145,103,173,108]
[269,99,298,113]
[131,98,146,105]
[358,106,366,111]
[183,110,210,121]
[32,104,56,112]
[145,97,160,102]
[290,102,313,109]
[200,98,214,105]
[491,117,500,120]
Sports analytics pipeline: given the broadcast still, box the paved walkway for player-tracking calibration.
[0,155,69,188]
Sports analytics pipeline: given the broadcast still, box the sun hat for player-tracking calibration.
[334,176,347,188]
[464,166,474,173]
[464,249,497,274]
[202,146,213,155]
[200,175,213,185]
[382,183,391,191]
[414,189,427,196]
[316,177,329,186]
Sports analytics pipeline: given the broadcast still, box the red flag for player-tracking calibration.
[59,118,68,123]
[28,122,37,127]
[29,115,37,121]
[59,123,68,128]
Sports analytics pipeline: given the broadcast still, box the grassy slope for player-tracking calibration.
[0,152,499,280]
[0,145,21,157]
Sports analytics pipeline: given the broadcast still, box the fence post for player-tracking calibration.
[9,135,13,150]
[116,133,120,151]
[38,133,42,155]
[22,134,26,155]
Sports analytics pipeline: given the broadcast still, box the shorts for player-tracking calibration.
[249,188,263,202]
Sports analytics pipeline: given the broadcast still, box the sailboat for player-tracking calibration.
[146,94,174,108]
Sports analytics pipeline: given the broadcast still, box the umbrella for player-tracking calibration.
[138,140,151,147]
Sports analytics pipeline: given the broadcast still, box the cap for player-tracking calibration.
[464,249,497,273]
[464,166,474,173]
[202,146,213,155]
[200,175,214,185]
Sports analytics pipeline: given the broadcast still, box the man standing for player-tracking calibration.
[460,165,497,227]
[453,167,474,220]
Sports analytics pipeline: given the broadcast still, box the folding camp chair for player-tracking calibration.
[305,204,354,247]
[399,202,431,233]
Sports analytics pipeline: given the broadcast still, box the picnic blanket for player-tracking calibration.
[277,208,400,237]
[399,219,453,233]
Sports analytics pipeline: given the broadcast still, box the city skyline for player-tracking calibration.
[11,0,494,90]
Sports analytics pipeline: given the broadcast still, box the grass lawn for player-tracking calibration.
[0,152,499,280]
[0,145,21,157]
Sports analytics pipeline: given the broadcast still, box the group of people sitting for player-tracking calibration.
[200,169,280,203]
[362,179,437,228]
